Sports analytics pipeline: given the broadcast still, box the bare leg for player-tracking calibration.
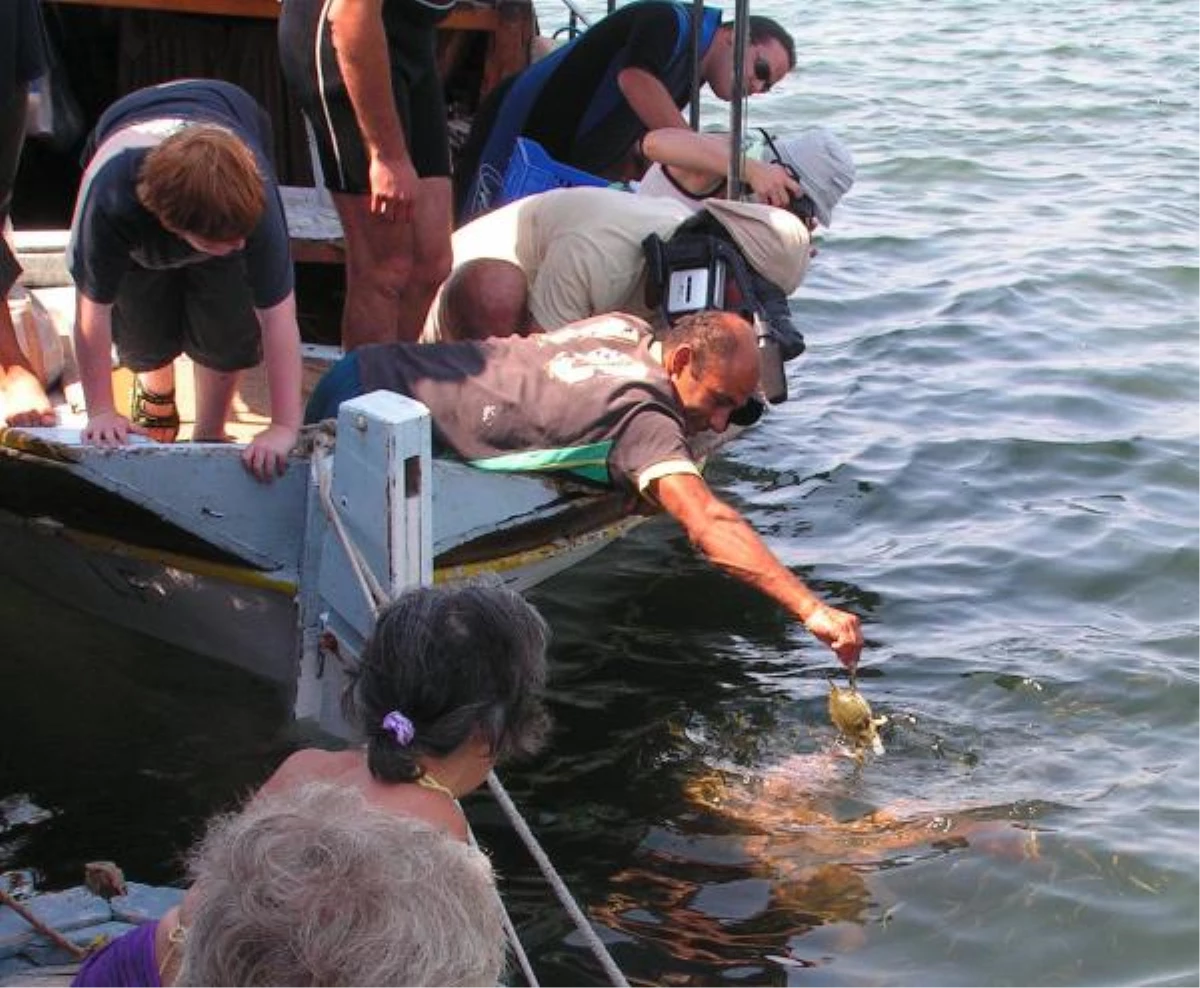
[0,301,54,426]
[332,177,452,349]
[333,192,412,350]
[397,177,452,341]
[0,297,56,425]
[0,82,51,427]
[191,363,240,442]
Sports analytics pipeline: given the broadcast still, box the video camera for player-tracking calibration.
[642,212,804,425]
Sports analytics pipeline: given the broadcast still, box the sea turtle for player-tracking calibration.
[828,680,887,757]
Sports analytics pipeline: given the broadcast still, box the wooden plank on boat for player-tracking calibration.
[280,186,345,266]
[49,0,282,16]
[34,0,535,195]
[46,0,505,30]
[0,969,76,984]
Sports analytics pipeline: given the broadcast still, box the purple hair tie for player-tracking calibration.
[381,710,415,746]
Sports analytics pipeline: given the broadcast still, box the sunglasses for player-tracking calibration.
[761,129,819,228]
[752,54,774,92]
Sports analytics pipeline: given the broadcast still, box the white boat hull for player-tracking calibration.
[0,510,301,683]
[0,407,644,705]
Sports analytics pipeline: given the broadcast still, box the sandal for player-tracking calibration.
[130,378,180,444]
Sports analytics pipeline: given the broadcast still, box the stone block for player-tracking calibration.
[110,883,185,924]
[23,920,135,967]
[0,952,34,981]
[0,887,110,959]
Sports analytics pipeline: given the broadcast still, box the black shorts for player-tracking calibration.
[112,257,262,373]
[278,0,451,191]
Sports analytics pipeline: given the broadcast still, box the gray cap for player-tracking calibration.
[767,127,856,227]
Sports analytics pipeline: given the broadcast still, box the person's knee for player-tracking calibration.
[411,243,453,295]
[347,248,415,296]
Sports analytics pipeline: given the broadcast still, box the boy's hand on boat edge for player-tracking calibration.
[804,604,864,670]
[82,410,150,447]
[243,424,298,482]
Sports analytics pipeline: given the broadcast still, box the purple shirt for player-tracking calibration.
[71,921,160,988]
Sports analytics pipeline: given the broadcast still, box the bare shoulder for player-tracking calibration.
[368,785,471,843]
[258,750,470,842]
[258,747,362,795]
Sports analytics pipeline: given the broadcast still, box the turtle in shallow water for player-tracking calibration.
[828,680,887,757]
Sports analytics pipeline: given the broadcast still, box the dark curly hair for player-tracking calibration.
[344,582,551,783]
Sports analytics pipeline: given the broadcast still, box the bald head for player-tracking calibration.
[439,258,531,342]
[660,311,761,434]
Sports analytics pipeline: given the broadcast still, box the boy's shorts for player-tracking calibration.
[113,256,262,372]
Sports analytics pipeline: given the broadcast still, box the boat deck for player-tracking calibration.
[24,284,334,447]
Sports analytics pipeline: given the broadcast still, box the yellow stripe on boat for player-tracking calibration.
[46,523,298,595]
[434,517,644,583]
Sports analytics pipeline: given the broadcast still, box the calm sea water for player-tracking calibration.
[2,0,1197,985]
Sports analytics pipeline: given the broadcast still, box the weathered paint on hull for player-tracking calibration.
[0,507,643,685]
[0,509,301,684]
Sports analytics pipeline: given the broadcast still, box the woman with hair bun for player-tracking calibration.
[259,580,553,840]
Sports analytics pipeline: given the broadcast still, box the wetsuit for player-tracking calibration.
[278,0,456,191]
[457,0,722,220]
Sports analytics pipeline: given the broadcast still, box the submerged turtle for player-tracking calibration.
[828,680,887,757]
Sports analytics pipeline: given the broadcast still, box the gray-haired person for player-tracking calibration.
[175,783,508,987]
[72,783,509,987]
[71,583,550,987]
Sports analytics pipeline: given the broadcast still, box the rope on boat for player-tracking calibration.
[310,437,630,987]
[469,829,541,988]
[312,430,389,611]
[487,771,630,988]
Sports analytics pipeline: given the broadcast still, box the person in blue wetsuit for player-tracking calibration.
[456,0,796,221]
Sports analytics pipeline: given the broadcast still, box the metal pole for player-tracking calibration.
[727,0,750,199]
[558,0,591,32]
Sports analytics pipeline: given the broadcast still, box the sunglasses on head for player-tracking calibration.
[760,130,796,179]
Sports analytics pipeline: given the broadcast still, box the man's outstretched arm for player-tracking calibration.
[651,471,863,668]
